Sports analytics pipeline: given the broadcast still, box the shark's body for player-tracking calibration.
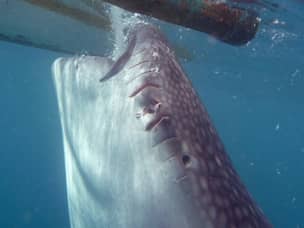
[52,24,271,228]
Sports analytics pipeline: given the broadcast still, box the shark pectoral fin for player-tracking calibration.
[99,34,137,82]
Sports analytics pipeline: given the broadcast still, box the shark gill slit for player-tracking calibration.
[128,79,179,147]
[131,48,148,57]
[129,82,160,97]
[128,60,152,69]
[126,70,158,85]
[145,115,171,131]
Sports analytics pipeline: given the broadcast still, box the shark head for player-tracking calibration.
[52,23,272,228]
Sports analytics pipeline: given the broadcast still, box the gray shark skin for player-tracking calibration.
[52,23,272,228]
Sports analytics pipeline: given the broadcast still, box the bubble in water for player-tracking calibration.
[275,123,280,131]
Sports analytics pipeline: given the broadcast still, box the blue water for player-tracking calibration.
[0,1,303,228]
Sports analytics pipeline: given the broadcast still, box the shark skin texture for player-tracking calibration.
[52,23,272,228]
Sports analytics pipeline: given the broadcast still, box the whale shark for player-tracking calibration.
[52,23,272,228]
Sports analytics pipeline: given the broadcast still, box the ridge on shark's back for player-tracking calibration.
[52,23,272,228]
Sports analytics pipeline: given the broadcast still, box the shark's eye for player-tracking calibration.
[182,154,191,166]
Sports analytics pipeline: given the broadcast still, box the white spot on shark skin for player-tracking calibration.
[199,209,208,220]
[215,155,222,167]
[218,211,227,226]
[201,192,212,205]
[234,206,243,219]
[200,177,208,191]
[208,205,217,220]
[242,206,249,217]
[151,66,160,73]
[204,219,214,228]
[152,51,159,58]
[214,195,223,207]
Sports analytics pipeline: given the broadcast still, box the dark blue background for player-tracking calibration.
[0,43,69,228]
